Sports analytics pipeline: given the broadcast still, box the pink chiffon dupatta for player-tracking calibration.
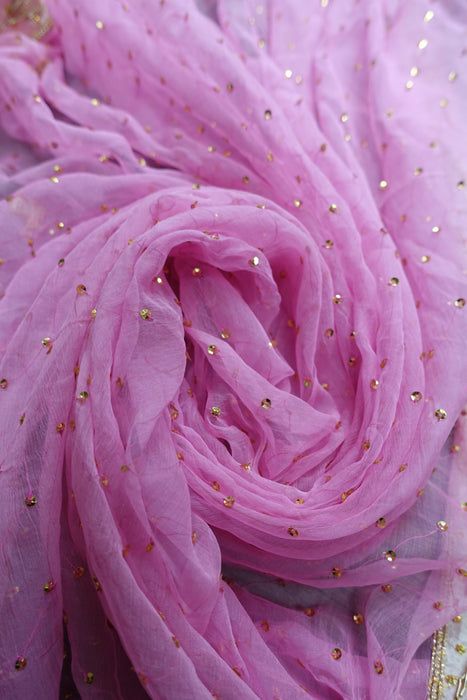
[0,1,466,698]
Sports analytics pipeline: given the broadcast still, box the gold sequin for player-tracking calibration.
[329,203,338,213]
[15,657,27,671]
[374,662,384,675]
[192,267,202,277]
[207,345,217,355]
[353,613,364,625]
[288,527,298,537]
[77,391,89,402]
[140,309,152,320]
[44,580,56,593]
[284,69,293,78]
[433,601,443,610]
[76,284,86,295]
[146,541,155,552]
[249,256,260,266]
[340,113,349,123]
[241,462,251,470]
[261,398,272,409]
[294,199,302,208]
[379,180,388,190]
[332,567,342,578]
[455,298,466,308]
[362,440,370,451]
[331,649,342,660]
[56,423,65,434]
[453,615,462,623]
[25,494,37,507]
[437,521,448,531]
[324,239,334,249]
[304,608,315,617]
[20,413,25,425]
[92,576,102,593]
[389,277,399,286]
[212,481,220,491]
[0,378,8,389]
[410,66,419,77]
[370,379,379,390]
[295,498,305,504]
[457,180,465,190]
[376,518,386,528]
[73,566,84,578]
[223,496,235,507]
[226,83,234,92]
[424,10,434,22]
[303,377,312,387]
[210,407,221,417]
[434,408,447,421]
[50,176,59,183]
[84,672,95,685]
[381,584,392,593]
[96,20,104,29]
[418,38,428,50]
[242,176,250,184]
[348,357,357,367]
[333,294,343,304]
[411,391,422,402]
[457,569,467,577]
[220,329,231,339]
[421,255,430,263]
[325,328,334,338]
[456,644,467,654]
[41,337,52,348]
[264,110,272,120]
[385,550,396,562]
[406,80,414,90]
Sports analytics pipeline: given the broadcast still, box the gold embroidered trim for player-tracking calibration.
[455,669,467,699]
[429,626,448,699]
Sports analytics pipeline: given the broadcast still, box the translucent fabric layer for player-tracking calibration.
[0,1,466,698]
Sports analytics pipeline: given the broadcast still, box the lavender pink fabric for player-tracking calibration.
[0,1,466,698]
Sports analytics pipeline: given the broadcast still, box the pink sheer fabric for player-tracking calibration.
[0,1,466,698]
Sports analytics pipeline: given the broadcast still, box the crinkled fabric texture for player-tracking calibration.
[0,1,466,699]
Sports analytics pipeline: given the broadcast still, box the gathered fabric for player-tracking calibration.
[0,1,466,698]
